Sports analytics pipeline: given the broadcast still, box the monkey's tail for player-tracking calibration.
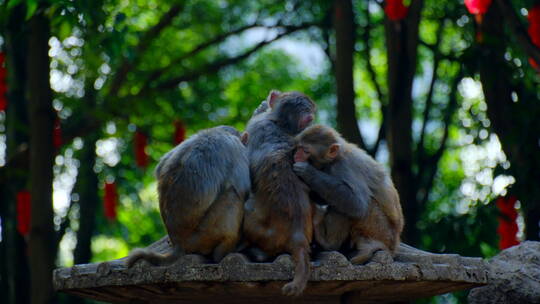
[125,246,182,268]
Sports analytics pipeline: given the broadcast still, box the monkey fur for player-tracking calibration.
[293,124,404,264]
[126,126,250,267]
[243,90,316,296]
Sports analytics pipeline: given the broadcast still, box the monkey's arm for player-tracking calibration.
[293,162,368,219]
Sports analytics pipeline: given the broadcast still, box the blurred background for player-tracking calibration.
[1,0,539,303]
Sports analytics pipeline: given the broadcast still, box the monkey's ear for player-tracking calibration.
[327,144,340,159]
[266,90,281,108]
[241,132,249,145]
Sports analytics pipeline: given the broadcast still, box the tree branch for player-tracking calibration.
[363,0,386,156]
[419,69,463,207]
[321,9,334,68]
[362,3,385,106]
[135,23,315,96]
[368,115,385,156]
[143,22,276,86]
[108,3,184,96]
[495,0,540,65]
[417,21,445,163]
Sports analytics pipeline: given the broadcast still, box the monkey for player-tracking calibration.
[126,125,250,267]
[243,90,316,296]
[292,124,404,264]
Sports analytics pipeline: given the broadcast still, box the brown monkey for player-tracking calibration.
[293,124,404,264]
[126,126,250,267]
[243,90,316,296]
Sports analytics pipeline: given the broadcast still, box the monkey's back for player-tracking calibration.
[244,116,312,254]
[340,143,403,251]
[156,127,250,248]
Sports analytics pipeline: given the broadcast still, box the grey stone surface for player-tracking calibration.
[468,241,540,304]
[53,237,488,303]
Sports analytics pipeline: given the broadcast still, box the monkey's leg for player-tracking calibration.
[282,240,310,296]
[188,188,244,262]
[313,209,351,251]
[349,237,390,265]
[211,189,244,262]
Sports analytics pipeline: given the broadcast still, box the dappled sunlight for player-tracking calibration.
[2,1,539,303]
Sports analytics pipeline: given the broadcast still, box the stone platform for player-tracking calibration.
[53,237,488,303]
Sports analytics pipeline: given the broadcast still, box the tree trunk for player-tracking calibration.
[479,4,540,241]
[0,5,31,304]
[73,132,100,265]
[26,13,56,304]
[385,0,423,246]
[333,0,364,148]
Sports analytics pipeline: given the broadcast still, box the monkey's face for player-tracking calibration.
[294,145,311,163]
[294,142,334,168]
[294,125,340,166]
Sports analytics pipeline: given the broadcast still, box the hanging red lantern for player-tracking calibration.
[174,120,186,145]
[0,52,7,112]
[104,182,118,220]
[496,196,520,250]
[16,190,31,236]
[464,0,493,24]
[464,0,492,15]
[134,130,149,168]
[527,5,540,69]
[385,0,409,21]
[53,114,62,149]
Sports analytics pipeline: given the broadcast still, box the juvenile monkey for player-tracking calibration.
[243,90,316,296]
[293,125,404,264]
[126,126,250,267]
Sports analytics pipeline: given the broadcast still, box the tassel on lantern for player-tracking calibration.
[527,5,540,69]
[0,52,7,112]
[104,182,118,221]
[465,0,492,43]
[385,0,409,22]
[174,120,186,145]
[134,130,149,168]
[16,190,31,236]
[53,114,62,149]
[496,196,519,250]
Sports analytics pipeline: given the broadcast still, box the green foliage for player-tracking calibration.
[2,1,538,303]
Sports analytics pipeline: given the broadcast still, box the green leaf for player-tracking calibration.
[7,0,23,10]
[58,21,72,40]
[25,0,38,20]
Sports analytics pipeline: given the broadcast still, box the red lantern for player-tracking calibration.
[496,196,520,250]
[134,130,149,168]
[53,114,62,149]
[464,0,492,15]
[16,191,31,236]
[527,5,540,69]
[465,0,493,24]
[104,182,118,220]
[174,120,186,145]
[0,52,7,112]
[385,0,409,21]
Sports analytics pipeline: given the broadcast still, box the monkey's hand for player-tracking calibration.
[313,204,328,225]
[293,161,316,179]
